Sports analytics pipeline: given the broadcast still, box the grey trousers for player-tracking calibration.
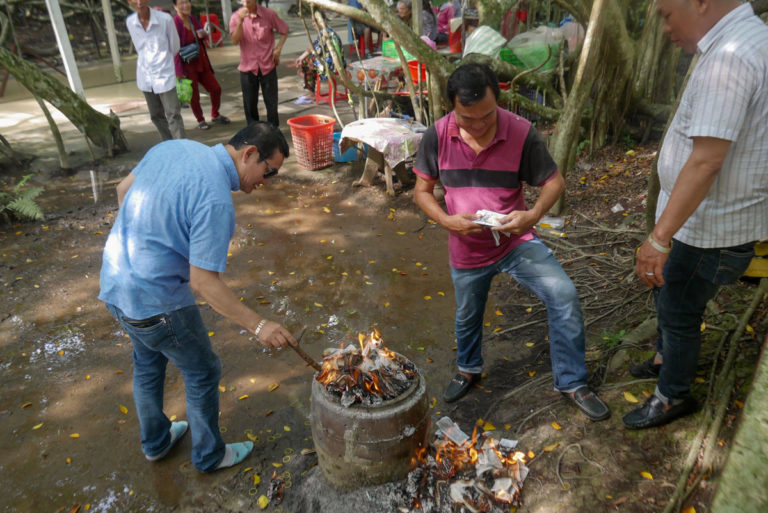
[143,89,186,140]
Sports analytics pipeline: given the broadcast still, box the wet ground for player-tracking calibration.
[2,15,768,513]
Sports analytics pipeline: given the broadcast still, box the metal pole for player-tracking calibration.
[221,0,232,38]
[101,0,123,82]
[44,0,85,97]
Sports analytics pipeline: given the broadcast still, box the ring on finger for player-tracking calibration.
[644,272,655,276]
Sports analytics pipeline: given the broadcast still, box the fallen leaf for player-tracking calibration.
[551,421,562,430]
[543,442,560,452]
[32,423,43,430]
[682,508,696,513]
[238,395,249,401]
[247,433,259,441]
[70,433,80,439]
[483,422,496,431]
[495,309,503,316]
[700,322,706,332]
[525,342,534,347]
[641,471,653,480]
[284,425,291,432]
[208,331,214,337]
[301,448,316,455]
[527,450,535,460]
[272,462,283,468]
[314,302,323,307]
[70,505,81,513]
[525,307,532,313]
[258,495,269,509]
[429,397,437,408]
[528,371,536,377]
[119,405,128,414]
[610,497,629,507]
[424,295,432,300]
[734,400,744,409]
[322,207,331,213]
[264,410,274,417]
[219,385,226,392]
[66,457,72,464]
[253,474,261,485]
[268,382,279,392]
[624,391,639,403]
[745,324,754,333]
[22,402,32,409]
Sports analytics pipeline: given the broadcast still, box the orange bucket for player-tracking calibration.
[407,61,427,83]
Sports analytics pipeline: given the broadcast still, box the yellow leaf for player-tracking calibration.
[641,471,653,480]
[438,291,445,296]
[247,433,259,441]
[700,322,706,332]
[527,450,535,459]
[495,309,503,316]
[85,374,91,380]
[543,442,560,452]
[66,457,72,464]
[208,331,215,337]
[70,433,80,439]
[429,397,437,408]
[551,421,562,430]
[219,385,226,392]
[238,395,249,401]
[119,405,128,414]
[694,377,705,384]
[483,422,496,431]
[397,231,406,235]
[745,324,754,333]
[528,371,536,377]
[734,400,744,409]
[32,423,43,430]
[253,474,261,485]
[268,382,279,392]
[624,391,639,403]
[314,302,323,307]
[284,425,291,432]
[170,414,177,421]
[682,508,696,513]
[272,462,283,468]
[322,207,331,213]
[258,495,269,509]
[22,402,32,409]
[525,307,532,313]
[384,302,390,307]
[525,342,534,347]
[424,296,432,300]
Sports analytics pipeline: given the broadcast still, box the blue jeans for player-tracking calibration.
[450,237,587,392]
[654,239,754,402]
[105,304,225,472]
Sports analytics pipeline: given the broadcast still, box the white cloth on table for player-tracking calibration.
[340,118,426,168]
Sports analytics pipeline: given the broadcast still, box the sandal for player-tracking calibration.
[211,116,231,125]
[198,121,210,130]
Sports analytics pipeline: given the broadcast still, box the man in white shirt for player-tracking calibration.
[625,0,768,429]
[127,0,186,140]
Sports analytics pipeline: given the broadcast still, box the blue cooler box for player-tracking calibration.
[333,131,363,163]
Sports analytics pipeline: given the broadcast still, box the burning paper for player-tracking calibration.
[315,329,418,407]
[396,417,528,512]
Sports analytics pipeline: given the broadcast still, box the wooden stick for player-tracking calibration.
[290,328,322,371]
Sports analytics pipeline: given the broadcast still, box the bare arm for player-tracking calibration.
[273,30,289,64]
[230,7,247,45]
[189,265,296,348]
[413,176,482,236]
[495,171,565,235]
[116,172,136,208]
[636,136,731,287]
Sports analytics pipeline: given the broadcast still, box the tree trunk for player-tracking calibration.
[0,44,127,157]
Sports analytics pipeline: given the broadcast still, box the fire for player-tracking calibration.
[315,329,417,407]
[399,417,529,511]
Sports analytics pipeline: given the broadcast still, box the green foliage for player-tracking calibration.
[600,328,626,348]
[0,174,44,223]
[577,139,591,155]
[622,134,637,150]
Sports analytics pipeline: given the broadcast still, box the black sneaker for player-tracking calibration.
[629,356,661,378]
[443,373,479,403]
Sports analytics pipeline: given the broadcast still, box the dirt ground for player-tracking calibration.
[2,30,768,513]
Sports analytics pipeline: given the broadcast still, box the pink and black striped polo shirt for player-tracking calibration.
[414,107,558,269]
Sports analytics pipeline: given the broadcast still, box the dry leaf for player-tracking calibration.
[525,342,534,347]
[528,371,536,377]
[424,296,432,300]
[218,385,226,392]
[283,425,291,432]
[253,474,261,485]
[322,207,331,213]
[208,331,214,337]
[32,423,43,430]
[483,422,496,431]
[525,307,532,313]
[119,405,128,414]
[258,495,269,509]
[247,433,259,442]
[624,391,639,403]
[527,450,535,460]
[70,433,80,439]
[495,309,503,316]
[641,471,653,480]
[268,382,279,392]
[682,508,696,513]
[543,442,560,452]
[70,505,81,513]
[22,402,32,409]
[551,421,562,430]
[238,395,249,401]
[272,462,283,468]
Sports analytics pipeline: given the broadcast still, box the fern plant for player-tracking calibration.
[0,174,44,222]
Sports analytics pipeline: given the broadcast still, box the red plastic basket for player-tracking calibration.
[287,114,337,170]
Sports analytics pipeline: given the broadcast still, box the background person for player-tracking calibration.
[230,0,289,126]
[293,11,346,104]
[126,0,186,140]
[172,0,231,130]
[99,122,296,472]
[624,0,768,430]
[412,63,610,422]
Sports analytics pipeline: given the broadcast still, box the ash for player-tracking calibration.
[316,342,418,407]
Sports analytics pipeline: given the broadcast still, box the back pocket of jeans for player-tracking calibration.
[713,246,754,285]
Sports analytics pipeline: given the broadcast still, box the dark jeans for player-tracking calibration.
[655,239,754,401]
[240,68,279,126]
[105,303,225,472]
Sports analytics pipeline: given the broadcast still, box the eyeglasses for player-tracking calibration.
[264,164,279,179]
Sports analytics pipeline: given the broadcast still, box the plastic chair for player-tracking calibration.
[200,14,223,47]
[315,74,347,108]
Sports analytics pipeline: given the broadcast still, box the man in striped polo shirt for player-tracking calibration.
[413,63,610,421]
[625,0,768,429]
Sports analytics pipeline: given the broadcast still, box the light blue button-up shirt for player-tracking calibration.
[99,141,240,319]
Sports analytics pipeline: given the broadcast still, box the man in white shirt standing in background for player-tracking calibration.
[127,0,186,140]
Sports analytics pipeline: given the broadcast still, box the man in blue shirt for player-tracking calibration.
[99,122,296,472]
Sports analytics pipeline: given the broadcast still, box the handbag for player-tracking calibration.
[179,41,199,63]
[176,78,193,103]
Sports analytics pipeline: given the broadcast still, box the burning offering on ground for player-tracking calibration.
[396,417,529,513]
[315,329,418,407]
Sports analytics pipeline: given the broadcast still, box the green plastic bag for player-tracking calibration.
[176,78,193,104]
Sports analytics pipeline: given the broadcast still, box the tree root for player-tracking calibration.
[555,443,606,490]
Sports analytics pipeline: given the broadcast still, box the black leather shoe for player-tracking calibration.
[443,373,479,403]
[562,386,611,421]
[629,356,661,378]
[622,395,698,429]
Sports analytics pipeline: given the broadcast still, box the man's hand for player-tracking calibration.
[444,213,484,236]
[237,6,248,21]
[272,48,281,65]
[255,320,297,349]
[494,210,538,235]
[635,238,668,287]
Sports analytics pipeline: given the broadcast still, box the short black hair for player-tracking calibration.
[228,122,290,161]
[446,63,500,107]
